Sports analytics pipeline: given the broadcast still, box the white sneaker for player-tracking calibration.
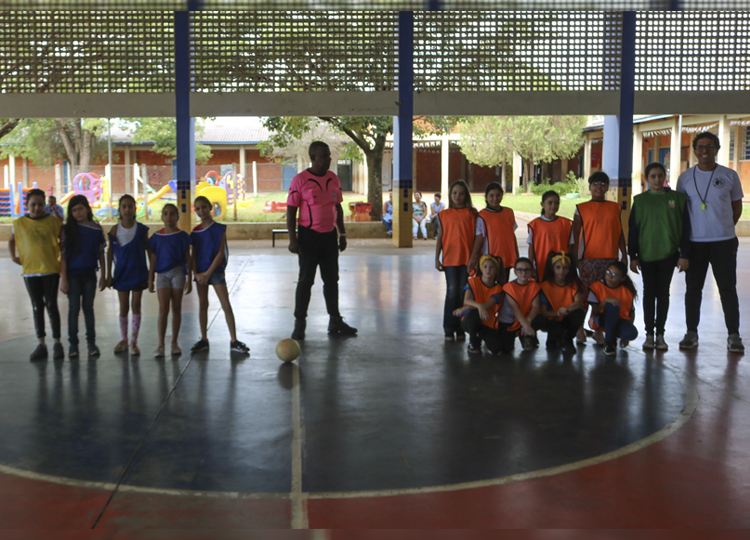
[643,334,655,349]
[655,334,668,351]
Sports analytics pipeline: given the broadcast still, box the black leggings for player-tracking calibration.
[24,274,61,340]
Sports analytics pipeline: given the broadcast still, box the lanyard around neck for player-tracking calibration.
[692,166,717,210]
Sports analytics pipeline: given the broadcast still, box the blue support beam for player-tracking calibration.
[174,10,195,231]
[392,11,414,247]
[602,11,636,237]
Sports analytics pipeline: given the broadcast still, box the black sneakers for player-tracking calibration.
[53,342,65,360]
[328,316,357,336]
[29,343,48,362]
[604,342,617,356]
[230,340,250,354]
[191,339,210,353]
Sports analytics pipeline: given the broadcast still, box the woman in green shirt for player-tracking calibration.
[628,162,691,351]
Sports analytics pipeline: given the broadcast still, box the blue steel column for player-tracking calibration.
[174,9,196,233]
[392,11,414,248]
[602,11,636,236]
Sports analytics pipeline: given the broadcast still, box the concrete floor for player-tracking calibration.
[0,233,748,530]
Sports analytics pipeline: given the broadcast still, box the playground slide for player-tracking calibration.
[60,192,74,205]
[147,184,174,204]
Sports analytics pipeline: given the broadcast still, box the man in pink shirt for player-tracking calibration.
[287,141,357,340]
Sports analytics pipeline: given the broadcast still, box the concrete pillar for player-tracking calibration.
[22,158,29,189]
[734,125,742,172]
[719,115,731,166]
[8,155,15,191]
[670,116,682,185]
[441,135,450,200]
[583,138,592,182]
[124,147,131,193]
[632,128,643,194]
[239,144,246,186]
[513,152,522,195]
[55,163,62,196]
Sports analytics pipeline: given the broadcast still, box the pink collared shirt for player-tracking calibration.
[286,169,343,233]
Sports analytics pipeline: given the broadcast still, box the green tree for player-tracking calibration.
[262,116,456,220]
[0,118,108,176]
[0,119,20,141]
[122,118,213,165]
[459,116,586,193]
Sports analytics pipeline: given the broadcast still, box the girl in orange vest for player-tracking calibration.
[572,171,627,344]
[469,182,518,282]
[527,190,574,282]
[532,251,586,352]
[436,180,477,341]
[587,261,638,356]
[453,255,505,355]
[502,257,542,351]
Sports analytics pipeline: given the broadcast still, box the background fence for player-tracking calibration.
[1,162,370,222]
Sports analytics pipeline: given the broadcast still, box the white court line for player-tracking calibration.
[290,362,309,529]
[0,363,699,509]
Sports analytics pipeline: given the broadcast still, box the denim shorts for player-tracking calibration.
[195,268,227,286]
[207,268,227,286]
[156,266,186,290]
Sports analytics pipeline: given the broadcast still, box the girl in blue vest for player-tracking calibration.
[106,194,150,356]
[190,196,249,354]
[60,195,106,358]
[148,203,192,358]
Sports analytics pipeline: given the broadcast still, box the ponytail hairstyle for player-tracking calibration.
[484,181,504,206]
[64,195,96,260]
[117,194,137,221]
[448,180,477,215]
[194,195,212,209]
[540,190,560,215]
[162,203,179,217]
[543,250,583,289]
[608,260,638,300]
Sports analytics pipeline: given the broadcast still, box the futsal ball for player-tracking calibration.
[276,338,300,363]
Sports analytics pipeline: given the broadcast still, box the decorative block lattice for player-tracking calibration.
[414,11,622,91]
[636,11,750,91]
[5,1,750,11]
[190,11,398,92]
[0,11,174,93]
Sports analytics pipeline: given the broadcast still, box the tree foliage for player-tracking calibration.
[262,115,457,220]
[459,116,587,192]
[0,118,108,176]
[122,118,212,165]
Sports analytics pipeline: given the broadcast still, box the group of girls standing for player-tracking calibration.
[9,189,249,361]
[436,172,645,358]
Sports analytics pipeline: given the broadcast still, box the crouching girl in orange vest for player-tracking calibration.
[501,257,542,351]
[532,251,586,353]
[573,172,627,344]
[587,261,638,357]
[453,255,505,355]
[436,180,477,342]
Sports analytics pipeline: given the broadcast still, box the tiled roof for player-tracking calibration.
[112,117,270,145]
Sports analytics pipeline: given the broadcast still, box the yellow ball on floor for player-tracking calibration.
[276,338,300,362]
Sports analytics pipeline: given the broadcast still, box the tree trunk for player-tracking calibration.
[0,119,19,140]
[365,137,385,221]
[522,158,534,193]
